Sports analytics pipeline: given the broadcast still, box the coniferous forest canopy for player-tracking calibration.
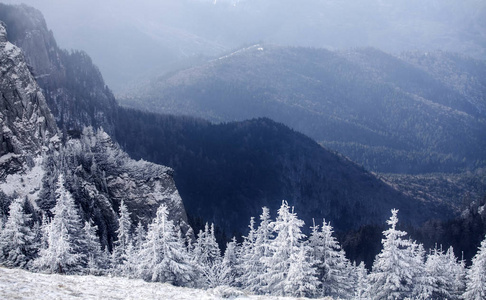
[0,1,486,299]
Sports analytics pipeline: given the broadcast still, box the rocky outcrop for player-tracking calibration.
[0,21,57,180]
[0,4,118,136]
[0,21,189,248]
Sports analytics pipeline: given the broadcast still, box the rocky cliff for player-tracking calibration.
[0,4,118,136]
[0,21,188,248]
[0,20,56,180]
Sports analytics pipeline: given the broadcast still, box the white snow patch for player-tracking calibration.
[216,44,262,61]
[0,155,44,208]
[3,42,21,57]
[0,267,332,300]
[0,153,19,165]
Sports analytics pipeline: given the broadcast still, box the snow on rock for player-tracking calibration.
[0,267,333,300]
[0,155,44,208]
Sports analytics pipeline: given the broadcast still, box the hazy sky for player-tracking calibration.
[2,0,485,92]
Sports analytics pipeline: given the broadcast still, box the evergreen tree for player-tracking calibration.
[112,199,132,275]
[463,234,486,300]
[367,209,414,299]
[138,204,194,286]
[409,241,433,300]
[308,218,354,298]
[284,244,319,297]
[353,261,368,300]
[220,237,239,286]
[83,219,107,275]
[34,175,86,274]
[133,221,146,252]
[240,207,273,293]
[260,200,312,296]
[0,197,36,268]
[446,247,466,299]
[237,216,257,289]
[425,245,464,299]
[192,223,223,288]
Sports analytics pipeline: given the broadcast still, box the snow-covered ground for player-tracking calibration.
[0,267,332,300]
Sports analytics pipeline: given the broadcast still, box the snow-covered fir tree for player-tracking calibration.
[446,246,466,298]
[133,221,146,252]
[237,216,257,289]
[463,234,486,300]
[83,219,107,275]
[260,201,315,296]
[0,197,36,268]
[137,204,194,286]
[353,261,368,300]
[239,207,273,293]
[34,175,86,274]
[284,244,319,297]
[192,223,223,288]
[220,237,239,286]
[409,241,433,299]
[112,199,132,276]
[426,245,465,299]
[307,218,354,298]
[367,209,415,299]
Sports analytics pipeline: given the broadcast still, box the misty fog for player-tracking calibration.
[2,0,485,92]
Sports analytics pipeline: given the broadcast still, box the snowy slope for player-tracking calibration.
[0,267,333,300]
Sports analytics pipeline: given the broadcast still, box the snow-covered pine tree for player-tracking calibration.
[425,245,464,299]
[240,207,274,293]
[237,216,257,289]
[133,221,146,252]
[260,200,313,296]
[307,218,354,298]
[0,197,36,268]
[112,199,132,276]
[284,244,319,297]
[446,247,466,299]
[463,234,486,300]
[83,219,107,275]
[409,241,433,300]
[354,261,368,300]
[192,223,223,288]
[34,174,86,274]
[220,237,239,287]
[137,204,194,286]
[367,209,414,299]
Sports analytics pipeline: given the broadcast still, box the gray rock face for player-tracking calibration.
[0,4,118,136]
[0,21,57,180]
[0,21,189,247]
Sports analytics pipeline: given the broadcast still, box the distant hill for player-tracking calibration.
[115,110,451,236]
[5,0,485,91]
[120,45,486,174]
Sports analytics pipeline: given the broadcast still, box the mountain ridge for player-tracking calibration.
[120,44,486,175]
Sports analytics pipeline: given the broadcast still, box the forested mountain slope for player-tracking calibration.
[115,109,450,236]
[121,45,486,174]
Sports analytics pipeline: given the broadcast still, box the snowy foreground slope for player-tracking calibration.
[0,267,332,300]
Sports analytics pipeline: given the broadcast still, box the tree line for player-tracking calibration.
[0,177,485,299]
